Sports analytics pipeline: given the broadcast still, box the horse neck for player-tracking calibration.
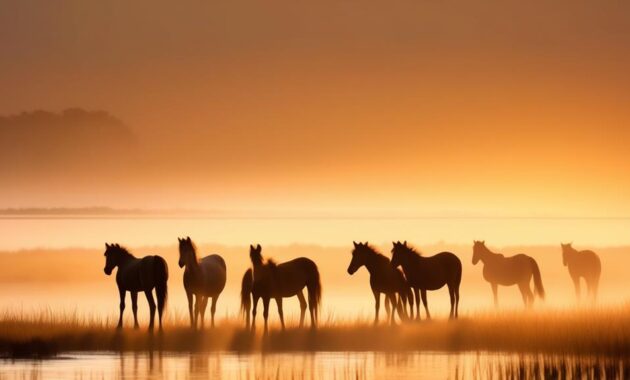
[400,249,421,266]
[363,251,388,274]
[479,246,499,263]
[117,252,136,268]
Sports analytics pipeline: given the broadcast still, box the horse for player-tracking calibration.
[561,243,601,303]
[391,241,461,319]
[347,241,413,325]
[243,244,321,333]
[103,243,168,331]
[178,237,226,329]
[472,241,545,308]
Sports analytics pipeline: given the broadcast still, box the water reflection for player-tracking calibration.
[0,351,627,379]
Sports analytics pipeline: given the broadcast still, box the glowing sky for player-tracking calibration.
[1,1,629,216]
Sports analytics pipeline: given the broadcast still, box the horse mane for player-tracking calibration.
[363,244,390,263]
[265,258,278,269]
[404,244,423,257]
[113,244,134,258]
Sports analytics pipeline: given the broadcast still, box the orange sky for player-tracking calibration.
[1,1,629,216]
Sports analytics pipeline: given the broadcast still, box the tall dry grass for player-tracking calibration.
[0,306,628,358]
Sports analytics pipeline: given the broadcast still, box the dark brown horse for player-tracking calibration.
[391,241,461,319]
[242,244,321,333]
[347,242,412,325]
[103,243,168,331]
[561,243,601,303]
[472,241,544,308]
[178,237,226,328]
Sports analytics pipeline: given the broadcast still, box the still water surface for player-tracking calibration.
[0,351,627,380]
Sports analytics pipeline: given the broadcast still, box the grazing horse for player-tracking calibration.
[243,244,321,333]
[561,243,601,303]
[347,242,413,325]
[178,237,226,328]
[391,241,462,319]
[472,241,545,308]
[103,243,168,331]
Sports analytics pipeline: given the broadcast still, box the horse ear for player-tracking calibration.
[250,244,254,250]
[256,244,261,251]
[105,243,109,248]
[481,240,485,244]
[353,241,358,248]
[187,236,191,242]
[403,240,407,246]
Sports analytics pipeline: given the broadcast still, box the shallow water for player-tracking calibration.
[0,351,627,380]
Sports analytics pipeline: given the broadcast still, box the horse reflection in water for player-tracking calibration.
[472,241,545,308]
[561,243,601,303]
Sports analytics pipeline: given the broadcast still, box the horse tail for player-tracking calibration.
[154,256,168,313]
[240,268,253,319]
[307,264,322,325]
[530,257,545,300]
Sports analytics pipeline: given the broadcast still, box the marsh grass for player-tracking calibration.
[0,306,628,358]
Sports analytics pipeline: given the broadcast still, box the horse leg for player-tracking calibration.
[591,275,600,304]
[421,290,431,320]
[130,291,139,329]
[144,290,156,331]
[186,291,194,328]
[448,287,455,319]
[297,291,307,328]
[572,275,581,302]
[384,295,391,322]
[372,290,381,325]
[518,282,533,309]
[117,288,126,329]
[491,283,498,308]
[199,296,208,329]
[414,288,421,321]
[262,297,270,335]
[251,295,259,331]
[387,293,397,325]
[210,295,218,328]
[454,286,460,318]
[275,297,285,330]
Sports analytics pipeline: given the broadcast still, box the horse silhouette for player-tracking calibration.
[391,241,462,319]
[242,244,321,333]
[178,237,226,328]
[348,241,412,325]
[561,243,601,303]
[472,241,544,308]
[103,243,168,331]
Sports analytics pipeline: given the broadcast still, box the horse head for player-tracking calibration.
[472,240,486,265]
[561,242,573,266]
[103,243,123,275]
[249,244,263,266]
[390,240,409,268]
[348,241,370,275]
[178,236,197,268]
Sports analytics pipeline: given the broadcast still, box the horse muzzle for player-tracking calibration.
[178,260,185,268]
[104,267,113,275]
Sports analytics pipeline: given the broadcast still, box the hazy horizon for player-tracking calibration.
[2,1,630,220]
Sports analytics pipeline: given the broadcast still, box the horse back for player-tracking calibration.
[272,257,318,297]
[569,250,601,277]
[405,251,461,290]
[117,255,165,292]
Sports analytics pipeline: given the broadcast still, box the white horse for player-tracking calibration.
[178,237,226,328]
